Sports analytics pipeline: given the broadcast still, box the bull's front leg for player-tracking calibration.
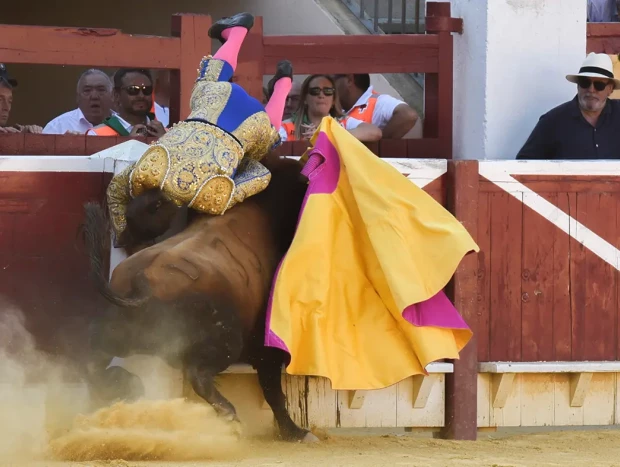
[182,296,245,423]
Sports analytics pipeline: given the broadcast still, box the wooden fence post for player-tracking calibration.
[425,2,462,160]
[170,14,213,123]
[441,159,479,440]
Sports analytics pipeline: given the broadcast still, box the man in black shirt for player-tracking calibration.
[516,53,620,160]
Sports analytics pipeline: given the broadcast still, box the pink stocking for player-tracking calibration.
[213,27,248,71]
[265,77,292,128]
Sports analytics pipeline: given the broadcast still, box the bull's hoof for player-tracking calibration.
[302,431,320,443]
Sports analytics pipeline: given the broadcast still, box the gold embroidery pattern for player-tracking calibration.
[228,158,272,210]
[189,81,231,123]
[232,112,280,161]
[196,55,226,83]
[130,145,169,198]
[190,174,235,215]
[107,163,135,237]
[153,121,243,208]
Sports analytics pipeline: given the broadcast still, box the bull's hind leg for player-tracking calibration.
[255,347,320,443]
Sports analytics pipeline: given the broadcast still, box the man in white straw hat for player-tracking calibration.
[517,52,620,160]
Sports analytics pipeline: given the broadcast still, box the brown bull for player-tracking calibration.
[82,154,318,443]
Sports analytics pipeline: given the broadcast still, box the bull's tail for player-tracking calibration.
[82,202,148,308]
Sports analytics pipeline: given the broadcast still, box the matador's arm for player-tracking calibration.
[106,163,135,247]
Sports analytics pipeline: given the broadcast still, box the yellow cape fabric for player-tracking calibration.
[269,118,479,390]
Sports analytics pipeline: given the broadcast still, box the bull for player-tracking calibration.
[82,154,318,443]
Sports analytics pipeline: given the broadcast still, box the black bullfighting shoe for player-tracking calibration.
[267,60,294,98]
[208,12,255,44]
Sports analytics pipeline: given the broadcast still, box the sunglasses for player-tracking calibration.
[308,87,335,97]
[577,77,610,92]
[122,85,153,96]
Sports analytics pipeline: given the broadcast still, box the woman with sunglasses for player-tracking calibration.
[106,12,294,246]
[279,74,382,142]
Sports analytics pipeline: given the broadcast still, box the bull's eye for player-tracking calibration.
[155,200,162,210]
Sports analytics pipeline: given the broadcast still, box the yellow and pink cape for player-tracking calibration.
[265,118,479,390]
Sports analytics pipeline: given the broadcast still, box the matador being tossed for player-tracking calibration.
[106,12,293,245]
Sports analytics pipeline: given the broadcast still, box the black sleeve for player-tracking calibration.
[516,115,554,160]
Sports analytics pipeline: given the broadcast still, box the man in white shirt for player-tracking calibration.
[334,73,418,139]
[87,68,166,137]
[43,69,114,135]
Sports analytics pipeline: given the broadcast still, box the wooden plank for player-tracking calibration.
[554,193,572,360]
[263,34,439,74]
[587,22,620,37]
[520,198,555,361]
[488,190,523,361]
[23,134,56,155]
[510,176,620,193]
[424,74,439,139]
[406,138,443,158]
[236,17,265,102]
[583,193,617,360]
[0,24,181,68]
[441,159,478,441]
[0,134,25,155]
[570,193,587,360]
[436,28,454,159]
[85,135,118,155]
[479,361,620,373]
[423,177,446,205]
[53,135,86,155]
[477,191,491,362]
[378,139,408,158]
[171,14,212,121]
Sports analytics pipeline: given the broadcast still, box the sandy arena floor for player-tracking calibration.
[12,429,620,467]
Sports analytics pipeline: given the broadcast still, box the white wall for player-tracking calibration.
[451,0,587,160]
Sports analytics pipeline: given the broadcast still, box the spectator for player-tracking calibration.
[587,0,620,22]
[43,69,113,135]
[516,53,620,160]
[279,74,381,142]
[0,64,42,134]
[333,73,418,139]
[88,68,165,137]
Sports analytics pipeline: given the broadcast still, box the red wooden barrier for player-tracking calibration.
[587,23,620,53]
[0,2,462,159]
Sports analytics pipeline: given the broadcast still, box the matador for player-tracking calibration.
[106,12,293,245]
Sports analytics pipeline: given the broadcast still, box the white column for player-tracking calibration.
[450,0,587,160]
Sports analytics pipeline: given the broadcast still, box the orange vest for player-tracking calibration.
[90,125,119,136]
[346,92,379,124]
[281,121,296,141]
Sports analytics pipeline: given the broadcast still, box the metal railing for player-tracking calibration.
[338,0,426,89]
[339,0,426,35]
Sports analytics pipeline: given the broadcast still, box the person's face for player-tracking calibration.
[0,84,13,126]
[77,74,112,125]
[115,72,153,117]
[577,76,614,112]
[305,76,335,117]
[284,82,301,118]
[333,75,351,108]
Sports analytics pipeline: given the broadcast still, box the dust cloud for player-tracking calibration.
[49,398,245,462]
[0,299,68,462]
[0,299,245,463]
